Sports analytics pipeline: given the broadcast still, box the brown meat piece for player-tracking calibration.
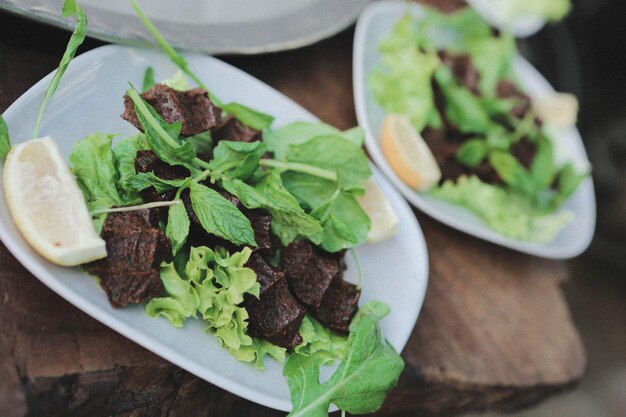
[438,50,480,95]
[89,211,170,307]
[244,254,305,348]
[122,84,221,137]
[496,80,531,119]
[511,138,537,170]
[212,116,261,143]
[244,209,274,255]
[422,127,467,182]
[134,150,189,222]
[281,240,339,309]
[315,276,361,334]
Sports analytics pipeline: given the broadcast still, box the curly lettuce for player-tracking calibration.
[431,176,574,242]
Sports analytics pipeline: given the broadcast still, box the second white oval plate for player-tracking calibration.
[0,45,428,411]
[353,1,595,260]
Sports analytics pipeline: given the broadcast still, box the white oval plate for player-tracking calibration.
[0,45,428,411]
[353,1,595,260]
[0,0,369,54]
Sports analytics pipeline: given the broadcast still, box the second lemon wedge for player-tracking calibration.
[379,114,441,191]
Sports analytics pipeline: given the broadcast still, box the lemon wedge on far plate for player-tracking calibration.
[357,179,399,243]
[3,136,107,266]
[379,114,441,192]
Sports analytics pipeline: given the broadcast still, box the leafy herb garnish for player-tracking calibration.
[142,66,156,92]
[0,115,10,162]
[284,301,404,417]
[33,0,87,138]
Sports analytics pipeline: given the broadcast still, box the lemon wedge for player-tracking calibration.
[357,179,399,243]
[3,136,107,266]
[379,114,441,191]
[532,92,579,129]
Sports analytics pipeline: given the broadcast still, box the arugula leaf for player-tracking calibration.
[264,122,365,160]
[0,114,10,162]
[188,182,256,247]
[285,135,371,190]
[33,0,87,137]
[166,202,190,255]
[220,102,274,131]
[127,88,197,168]
[130,0,222,106]
[142,66,156,92]
[284,301,404,417]
[209,140,266,180]
[69,132,123,210]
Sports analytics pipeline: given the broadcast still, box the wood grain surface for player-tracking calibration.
[0,10,585,417]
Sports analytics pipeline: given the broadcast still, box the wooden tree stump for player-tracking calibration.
[0,11,585,417]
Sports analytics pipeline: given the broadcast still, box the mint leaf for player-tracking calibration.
[285,135,371,190]
[127,172,189,194]
[188,182,256,247]
[264,122,364,160]
[33,0,87,137]
[489,151,536,196]
[456,139,488,167]
[284,301,404,417]
[434,67,491,134]
[255,173,324,246]
[166,202,190,255]
[209,140,266,180]
[221,102,274,131]
[0,114,10,162]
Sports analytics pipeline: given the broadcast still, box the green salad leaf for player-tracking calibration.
[220,102,275,131]
[189,182,256,247]
[264,121,364,160]
[294,316,348,366]
[166,201,190,255]
[0,114,10,163]
[112,133,149,201]
[142,66,156,92]
[34,0,87,138]
[284,301,404,417]
[209,140,266,180]
[431,175,575,242]
[70,132,124,211]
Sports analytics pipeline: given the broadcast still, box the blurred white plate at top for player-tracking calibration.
[0,0,370,54]
[353,1,595,259]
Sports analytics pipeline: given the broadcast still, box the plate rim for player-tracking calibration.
[353,0,596,260]
[0,43,428,411]
[0,0,370,55]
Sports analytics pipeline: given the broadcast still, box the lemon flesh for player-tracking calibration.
[3,136,107,266]
[379,114,441,191]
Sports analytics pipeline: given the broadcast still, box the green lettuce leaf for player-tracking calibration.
[112,133,149,202]
[431,176,575,242]
[284,301,404,417]
[294,316,348,366]
[146,262,199,327]
[0,114,10,162]
[70,132,124,211]
[264,121,364,160]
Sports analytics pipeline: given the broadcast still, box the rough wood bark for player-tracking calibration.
[0,10,584,417]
